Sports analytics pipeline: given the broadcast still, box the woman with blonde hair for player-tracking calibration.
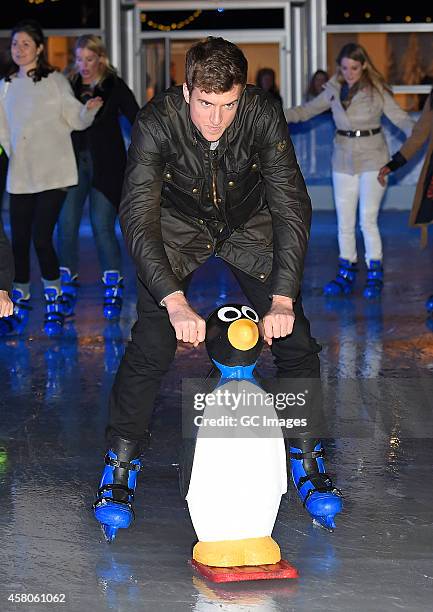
[57,34,139,320]
[286,43,414,298]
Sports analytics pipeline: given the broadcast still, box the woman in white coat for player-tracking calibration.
[285,43,414,299]
[0,19,102,336]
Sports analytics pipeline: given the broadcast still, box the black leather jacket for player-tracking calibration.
[119,85,311,304]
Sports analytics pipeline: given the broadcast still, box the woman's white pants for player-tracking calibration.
[332,171,386,264]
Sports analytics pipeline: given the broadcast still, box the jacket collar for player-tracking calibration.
[188,117,229,158]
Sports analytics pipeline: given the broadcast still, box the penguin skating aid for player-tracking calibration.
[185,304,298,582]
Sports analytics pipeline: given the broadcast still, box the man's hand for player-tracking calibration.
[0,290,13,318]
[261,295,295,346]
[377,165,391,187]
[164,293,206,347]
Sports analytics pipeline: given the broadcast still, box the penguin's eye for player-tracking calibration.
[218,306,242,322]
[241,306,259,322]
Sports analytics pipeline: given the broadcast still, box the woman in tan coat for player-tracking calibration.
[286,43,413,298]
[378,90,433,314]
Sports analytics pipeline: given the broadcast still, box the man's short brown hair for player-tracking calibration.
[185,37,248,94]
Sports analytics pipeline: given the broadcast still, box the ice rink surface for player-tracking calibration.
[1,210,432,611]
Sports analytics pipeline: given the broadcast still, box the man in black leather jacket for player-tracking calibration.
[93,38,342,536]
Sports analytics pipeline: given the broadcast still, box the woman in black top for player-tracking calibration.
[57,35,139,320]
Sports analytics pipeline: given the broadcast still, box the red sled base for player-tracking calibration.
[191,559,299,583]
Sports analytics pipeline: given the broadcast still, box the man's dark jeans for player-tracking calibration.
[107,261,322,442]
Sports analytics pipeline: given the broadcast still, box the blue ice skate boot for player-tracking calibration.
[93,436,141,542]
[363,260,383,299]
[425,294,433,315]
[60,267,79,317]
[323,258,357,296]
[0,288,31,336]
[44,287,65,337]
[102,271,123,321]
[290,440,343,531]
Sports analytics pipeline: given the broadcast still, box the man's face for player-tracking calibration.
[183,83,243,142]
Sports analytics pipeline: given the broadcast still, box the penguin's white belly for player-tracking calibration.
[186,380,287,542]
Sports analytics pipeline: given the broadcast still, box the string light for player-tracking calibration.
[140,10,202,31]
[26,0,60,4]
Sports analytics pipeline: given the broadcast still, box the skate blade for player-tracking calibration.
[101,524,118,543]
[191,559,299,583]
[312,515,336,532]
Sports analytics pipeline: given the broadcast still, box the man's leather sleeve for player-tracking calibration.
[119,111,183,304]
[255,101,312,299]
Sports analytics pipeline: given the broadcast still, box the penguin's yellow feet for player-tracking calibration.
[193,536,281,567]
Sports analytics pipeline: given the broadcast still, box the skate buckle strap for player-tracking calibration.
[327,273,355,291]
[92,484,135,512]
[290,449,325,460]
[63,279,80,289]
[104,280,124,291]
[98,483,134,495]
[296,473,343,506]
[13,301,32,311]
[104,295,123,307]
[104,454,140,471]
[93,483,134,510]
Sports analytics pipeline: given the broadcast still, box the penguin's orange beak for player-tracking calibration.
[227,319,259,351]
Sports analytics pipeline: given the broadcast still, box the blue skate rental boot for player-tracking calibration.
[363,260,383,299]
[93,436,141,542]
[0,288,31,336]
[44,287,65,337]
[425,294,433,315]
[60,267,79,317]
[323,258,357,296]
[290,439,343,531]
[102,271,123,321]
